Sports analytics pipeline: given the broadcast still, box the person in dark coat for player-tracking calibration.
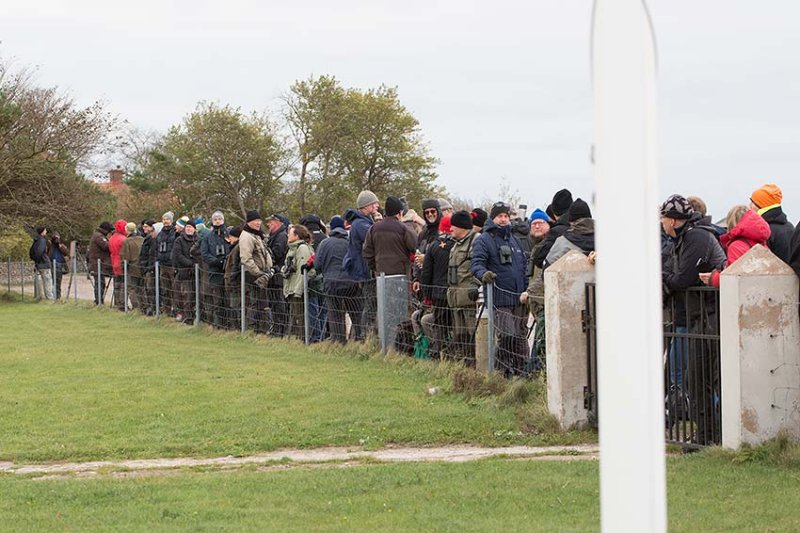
[30,225,53,300]
[300,213,328,341]
[470,208,488,234]
[48,232,69,300]
[543,199,595,268]
[300,214,327,249]
[363,196,417,278]
[342,190,380,340]
[223,226,243,329]
[660,194,726,445]
[87,221,113,305]
[750,184,794,264]
[138,220,158,315]
[200,211,230,328]
[533,189,573,269]
[420,215,455,359]
[314,216,354,343]
[471,202,528,376]
[265,213,290,337]
[156,211,178,315]
[171,220,200,323]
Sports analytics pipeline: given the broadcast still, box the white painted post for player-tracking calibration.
[592,1,666,532]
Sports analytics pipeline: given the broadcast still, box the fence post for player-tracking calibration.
[302,270,310,345]
[20,262,24,300]
[33,265,39,300]
[6,257,10,294]
[240,265,246,336]
[486,281,495,373]
[376,273,387,354]
[96,259,102,306]
[155,261,161,320]
[194,263,201,327]
[52,262,56,300]
[123,260,129,313]
[72,253,78,302]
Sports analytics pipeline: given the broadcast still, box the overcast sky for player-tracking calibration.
[3,0,799,221]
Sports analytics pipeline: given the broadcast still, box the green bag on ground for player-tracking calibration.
[414,332,430,360]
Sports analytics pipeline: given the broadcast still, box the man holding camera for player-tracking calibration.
[471,202,528,376]
[446,211,481,366]
[239,210,273,333]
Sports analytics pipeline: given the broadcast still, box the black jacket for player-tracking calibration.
[30,235,51,270]
[172,232,199,280]
[421,234,454,303]
[663,213,726,292]
[761,206,795,264]
[139,234,157,274]
[789,223,800,281]
[511,219,532,255]
[156,225,177,267]
[533,216,570,268]
[201,225,230,280]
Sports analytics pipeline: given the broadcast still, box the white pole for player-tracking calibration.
[592,1,666,532]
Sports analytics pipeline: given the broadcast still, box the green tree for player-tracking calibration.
[146,102,289,222]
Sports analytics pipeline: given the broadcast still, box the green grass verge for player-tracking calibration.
[1,454,799,531]
[0,300,589,463]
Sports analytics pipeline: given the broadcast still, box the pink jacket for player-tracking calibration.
[108,219,128,276]
[710,210,770,287]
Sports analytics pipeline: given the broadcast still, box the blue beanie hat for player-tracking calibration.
[329,215,345,231]
[529,208,550,223]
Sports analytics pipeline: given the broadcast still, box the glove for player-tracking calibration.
[481,271,497,284]
[254,274,270,289]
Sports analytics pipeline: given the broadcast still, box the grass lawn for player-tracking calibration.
[1,453,799,531]
[0,300,585,463]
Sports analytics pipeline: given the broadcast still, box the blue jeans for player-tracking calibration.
[668,326,688,388]
[308,294,328,343]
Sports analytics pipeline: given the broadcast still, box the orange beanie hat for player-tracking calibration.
[751,184,782,209]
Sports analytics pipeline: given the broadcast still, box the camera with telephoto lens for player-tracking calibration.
[467,283,480,302]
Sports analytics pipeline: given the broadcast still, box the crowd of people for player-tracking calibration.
[29,183,800,382]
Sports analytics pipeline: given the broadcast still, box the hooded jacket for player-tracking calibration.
[239,224,272,281]
[470,220,527,308]
[267,223,289,288]
[139,233,157,275]
[511,218,532,255]
[760,205,794,264]
[283,240,314,298]
[30,234,51,270]
[790,223,800,282]
[172,231,200,280]
[709,209,771,288]
[120,233,144,279]
[88,226,112,275]
[342,210,374,282]
[108,220,128,276]
[663,212,726,292]
[156,224,177,267]
[314,228,352,291]
[544,218,595,269]
[533,215,570,269]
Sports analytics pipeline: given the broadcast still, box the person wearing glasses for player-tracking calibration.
[470,201,529,377]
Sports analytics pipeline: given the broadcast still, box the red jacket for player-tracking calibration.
[108,219,128,276]
[711,209,770,287]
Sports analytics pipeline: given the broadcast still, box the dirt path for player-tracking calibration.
[1,444,599,480]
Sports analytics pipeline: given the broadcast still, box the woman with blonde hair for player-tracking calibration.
[282,224,314,339]
[700,205,770,288]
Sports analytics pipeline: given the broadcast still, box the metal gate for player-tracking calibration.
[583,283,722,448]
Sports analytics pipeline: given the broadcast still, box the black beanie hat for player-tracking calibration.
[422,198,440,211]
[551,189,573,217]
[385,196,403,217]
[568,198,592,222]
[99,221,113,233]
[228,226,242,238]
[246,210,261,223]
[471,208,488,228]
[545,204,555,220]
[35,225,46,235]
[144,219,156,228]
[489,201,510,220]
[451,210,473,230]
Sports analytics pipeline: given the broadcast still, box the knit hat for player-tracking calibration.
[143,219,156,228]
[299,214,323,231]
[551,189,573,217]
[246,210,261,223]
[471,208,488,228]
[385,196,404,217]
[99,221,114,233]
[750,184,783,209]
[176,218,187,228]
[329,215,345,231]
[529,208,549,223]
[451,210,473,230]
[357,190,379,209]
[35,225,46,235]
[439,215,452,234]
[422,198,440,211]
[125,222,137,235]
[438,198,453,211]
[545,204,555,220]
[489,201,511,220]
[228,226,242,238]
[568,199,592,222]
[162,211,174,221]
[185,220,196,229]
[343,208,358,223]
[194,217,204,226]
[659,194,694,220]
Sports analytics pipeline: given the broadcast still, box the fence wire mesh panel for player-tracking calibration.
[490,286,538,378]
[584,282,721,448]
